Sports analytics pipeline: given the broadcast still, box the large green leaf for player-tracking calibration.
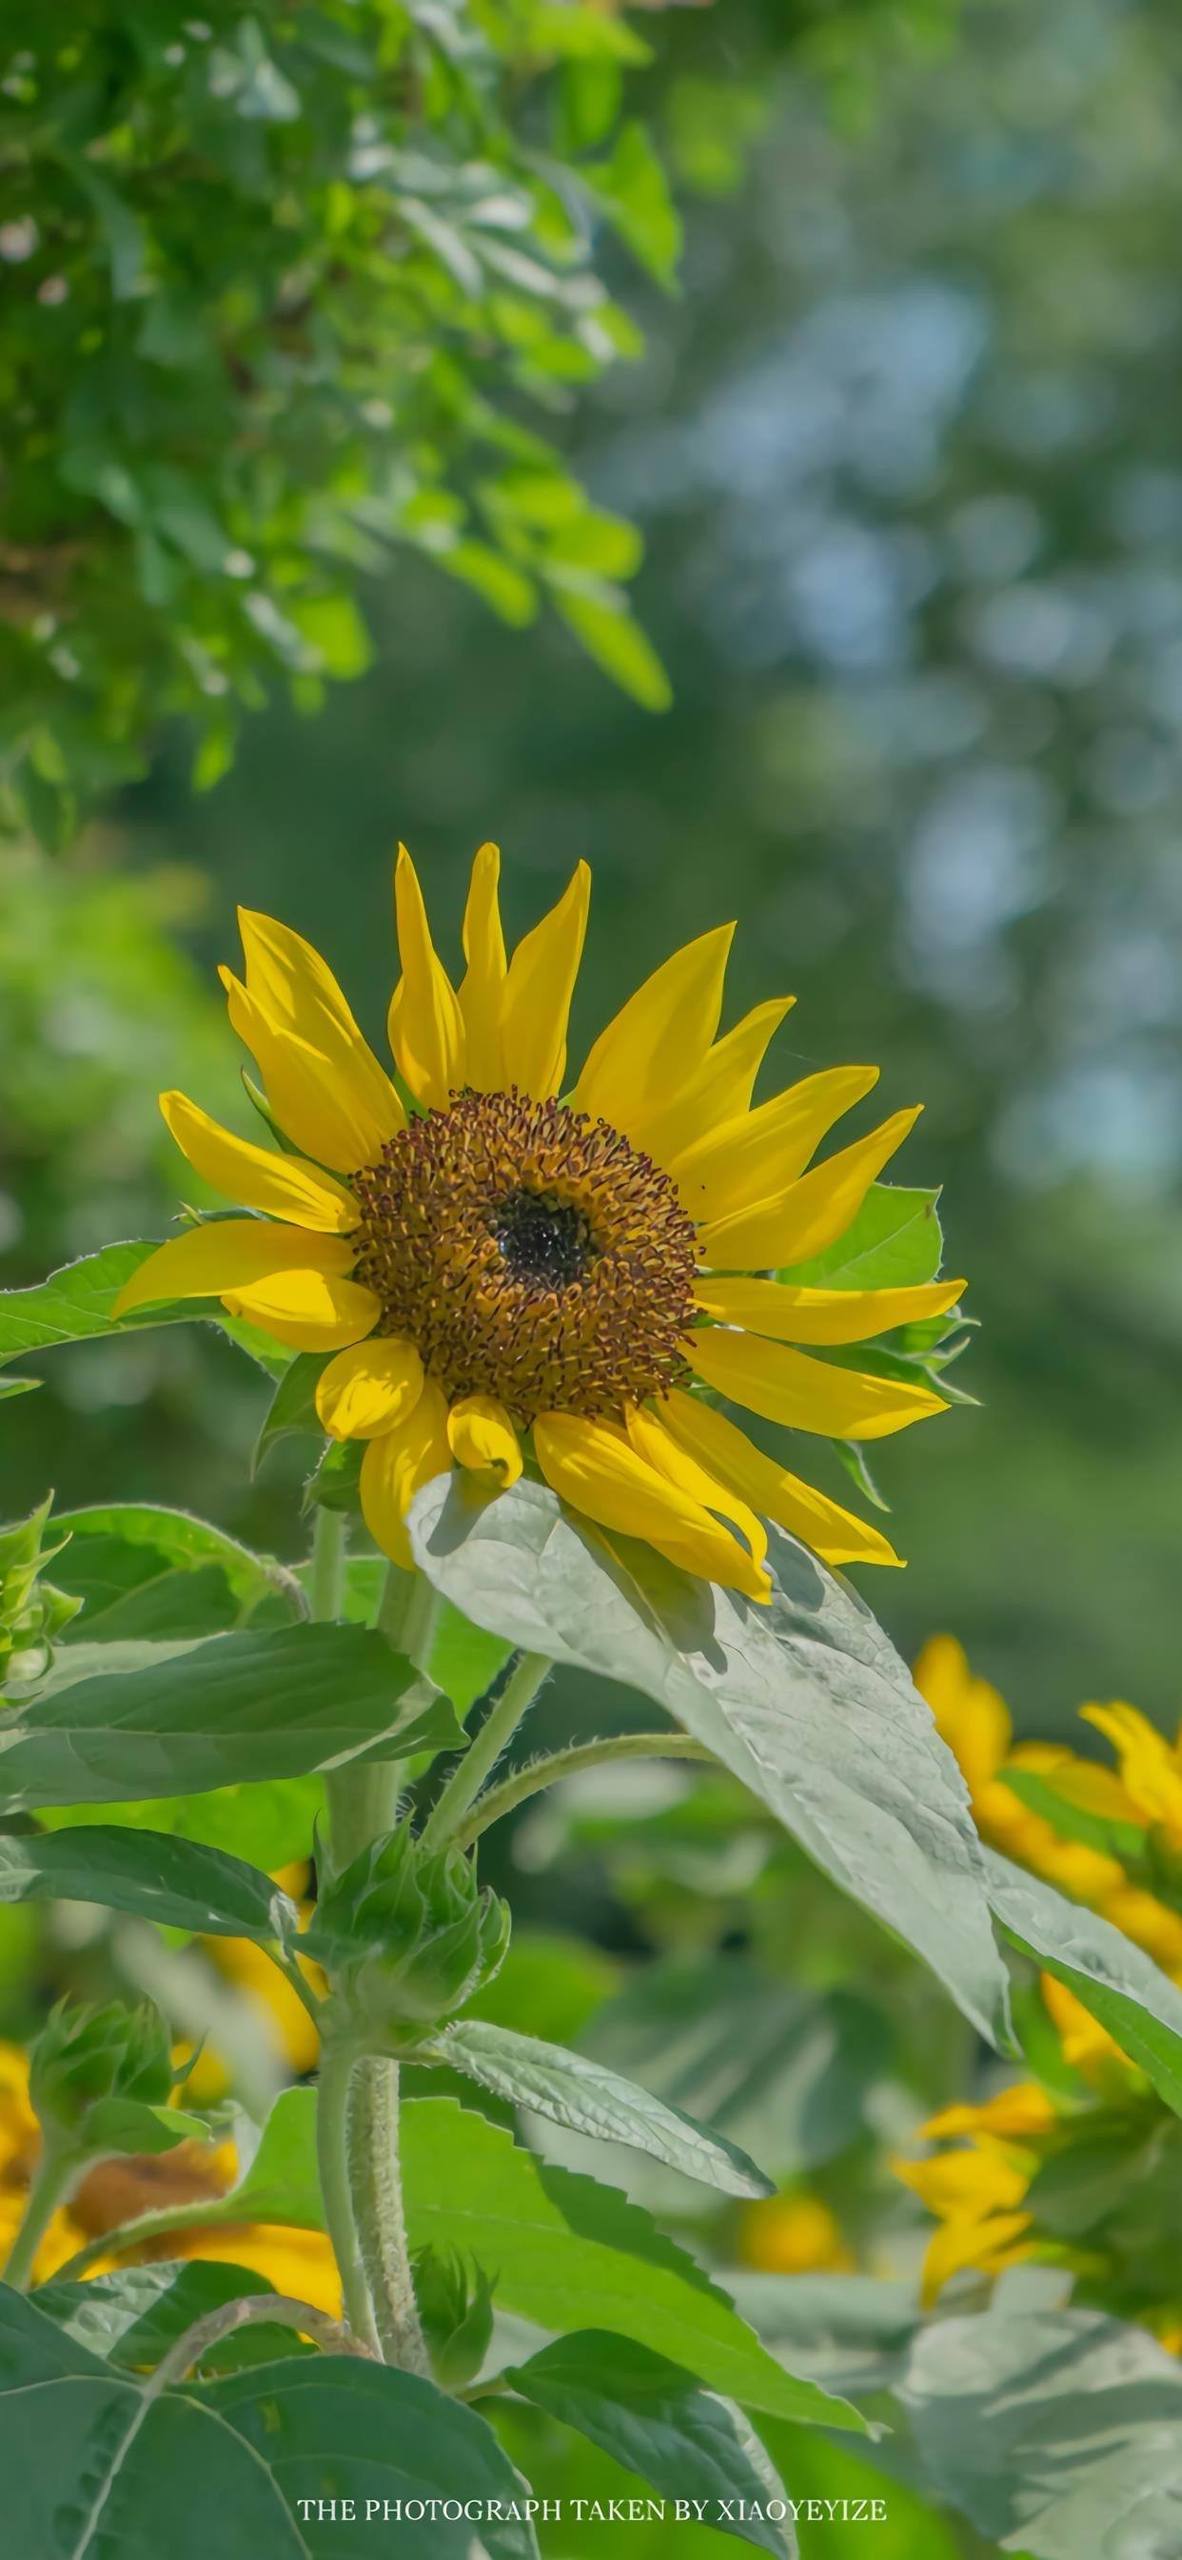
[52,1505,299,1642]
[0,2283,308,2559]
[401,2097,866,2432]
[38,1777,326,1872]
[0,1826,299,1942]
[901,2306,1182,2559]
[202,2359,541,2558]
[0,1626,462,1810]
[408,1480,1011,2046]
[439,2019,773,2198]
[504,2331,794,2557]
[0,1242,280,1378]
[984,1848,1182,2116]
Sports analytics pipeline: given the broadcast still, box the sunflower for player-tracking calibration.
[115,845,963,1598]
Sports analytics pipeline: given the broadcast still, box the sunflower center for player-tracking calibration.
[350,1087,698,1426]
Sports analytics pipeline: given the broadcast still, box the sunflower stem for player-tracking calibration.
[318,1542,430,2370]
[455,1731,715,1847]
[420,1650,551,1850]
[1,2134,78,2291]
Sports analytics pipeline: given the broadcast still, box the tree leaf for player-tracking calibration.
[0,1826,300,1943]
[901,2306,1182,2560]
[550,587,673,711]
[984,1848,1182,2116]
[504,2330,794,2556]
[0,2283,308,2559]
[0,1626,462,1811]
[439,2019,773,2198]
[408,1479,1011,2047]
[401,2096,867,2431]
[782,1186,944,1291]
[202,2358,542,2558]
[52,1505,300,1641]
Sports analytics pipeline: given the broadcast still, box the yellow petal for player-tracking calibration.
[921,2084,1057,2141]
[689,1327,947,1441]
[388,844,466,1109]
[222,968,401,1177]
[572,923,734,1136]
[920,2211,1034,2305]
[634,996,796,1168]
[447,1394,522,1486]
[236,911,404,1167]
[913,1636,1013,1793]
[113,1220,356,1317]
[458,842,508,1091]
[694,1275,966,1346]
[221,1268,380,1353]
[533,1412,771,1602]
[700,1106,922,1271]
[159,1091,358,1234]
[657,1388,901,1569]
[500,861,591,1101]
[1080,1702,1182,1839]
[316,1337,425,1440]
[359,1381,452,1567]
[671,1065,880,1225]
[624,1406,767,1574]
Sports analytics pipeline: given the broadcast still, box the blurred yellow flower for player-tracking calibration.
[737,2192,854,2273]
[116,844,965,1595]
[915,1637,1182,1977]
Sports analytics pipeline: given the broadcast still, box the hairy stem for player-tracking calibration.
[151,2293,370,2393]
[421,1649,551,1850]
[1,2138,77,2291]
[346,2057,429,2374]
[315,2038,381,2354]
[456,1730,715,1847]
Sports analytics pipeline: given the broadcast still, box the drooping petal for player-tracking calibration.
[672,1066,880,1226]
[159,1091,358,1235]
[113,1220,356,1317]
[625,1406,767,1574]
[316,1338,425,1441]
[221,1269,381,1353]
[447,1394,522,1486]
[221,968,402,1177]
[359,1381,452,1568]
[919,2212,1035,2307]
[457,842,508,1091]
[634,996,796,1168]
[658,1387,901,1569]
[500,861,591,1101]
[693,1274,966,1346]
[388,844,466,1109]
[689,1326,947,1440]
[236,911,404,1167]
[533,1411,771,1602]
[1079,1703,1182,1838]
[571,923,735,1138]
[913,1636,1013,1790]
[700,1106,921,1272]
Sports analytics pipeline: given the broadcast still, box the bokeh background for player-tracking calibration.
[4,0,1181,1735]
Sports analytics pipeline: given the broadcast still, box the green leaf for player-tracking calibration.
[590,124,682,286]
[52,1505,300,1640]
[39,1778,326,1872]
[0,1826,300,1943]
[0,1626,462,1810]
[328,1554,513,1718]
[576,1956,892,2191]
[984,1848,1182,2115]
[0,2286,307,2560]
[504,2331,794,2556]
[0,1244,277,1373]
[401,2096,867,2431]
[551,587,673,711]
[253,1356,328,1476]
[408,1480,1011,2047]
[75,2095,213,2158]
[202,2359,542,2558]
[782,1185,944,1290]
[439,2020,773,2198]
[901,2306,1182,2560]
[33,2263,306,2377]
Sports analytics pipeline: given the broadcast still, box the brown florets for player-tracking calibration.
[351,1088,697,1425]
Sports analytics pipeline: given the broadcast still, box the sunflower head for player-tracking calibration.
[116,841,966,1600]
